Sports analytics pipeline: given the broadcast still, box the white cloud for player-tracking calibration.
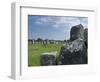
[35,16,58,25]
[35,16,88,34]
[35,21,43,24]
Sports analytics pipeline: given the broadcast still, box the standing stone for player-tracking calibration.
[84,28,88,47]
[70,24,84,41]
[84,28,88,63]
[59,24,88,65]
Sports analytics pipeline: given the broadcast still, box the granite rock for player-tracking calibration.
[59,24,88,65]
[70,24,84,41]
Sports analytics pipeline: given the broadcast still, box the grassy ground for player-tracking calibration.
[28,43,63,66]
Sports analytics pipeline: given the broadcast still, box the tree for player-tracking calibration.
[37,38,42,42]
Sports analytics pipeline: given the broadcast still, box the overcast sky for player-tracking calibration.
[28,15,88,40]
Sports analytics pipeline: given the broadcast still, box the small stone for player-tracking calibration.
[40,52,57,66]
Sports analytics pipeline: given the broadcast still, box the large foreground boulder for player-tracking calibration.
[59,24,88,65]
[59,39,87,64]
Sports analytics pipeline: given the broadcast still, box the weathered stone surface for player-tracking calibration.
[84,28,88,48]
[59,24,88,65]
[70,24,84,41]
[40,52,57,66]
[59,39,87,64]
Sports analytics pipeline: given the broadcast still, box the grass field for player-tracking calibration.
[28,43,63,66]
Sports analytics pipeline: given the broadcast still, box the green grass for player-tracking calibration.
[28,43,63,66]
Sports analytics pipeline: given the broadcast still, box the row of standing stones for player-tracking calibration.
[40,24,88,66]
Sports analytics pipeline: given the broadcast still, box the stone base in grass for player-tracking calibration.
[40,51,57,66]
